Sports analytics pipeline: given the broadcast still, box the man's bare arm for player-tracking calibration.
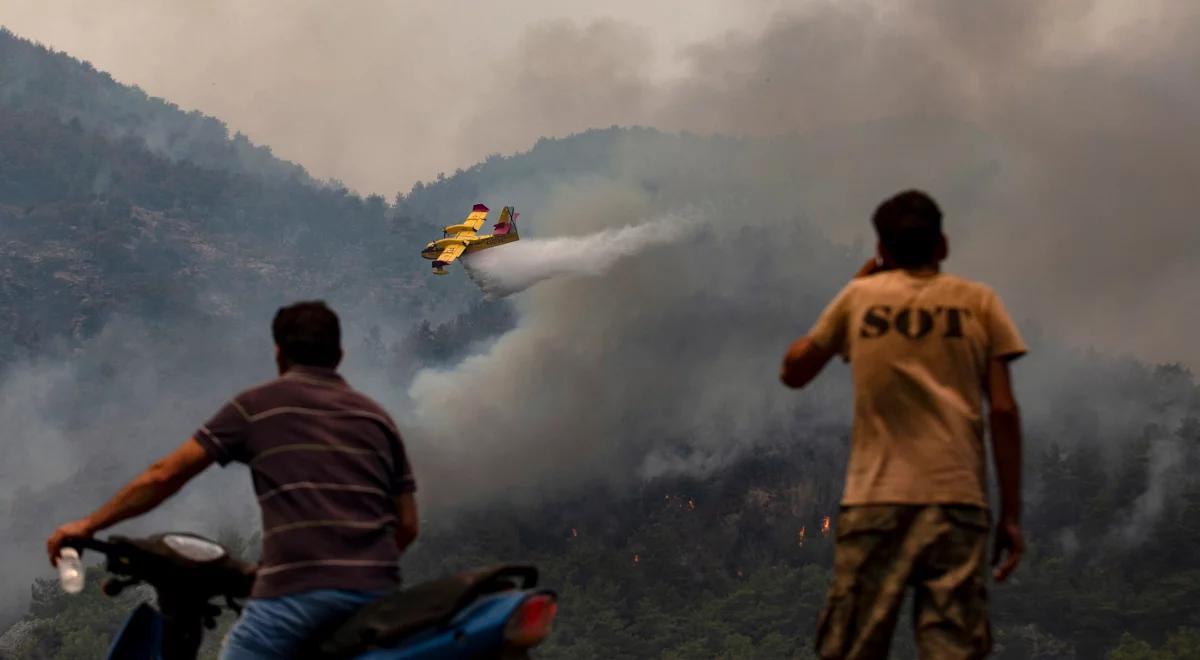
[986,357,1024,581]
[780,258,873,389]
[780,336,837,389]
[394,492,419,553]
[47,438,213,565]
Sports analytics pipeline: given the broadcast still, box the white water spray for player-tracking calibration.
[462,215,695,297]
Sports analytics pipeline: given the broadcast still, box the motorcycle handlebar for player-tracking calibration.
[63,536,115,557]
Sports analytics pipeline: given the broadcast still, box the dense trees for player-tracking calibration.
[0,91,452,364]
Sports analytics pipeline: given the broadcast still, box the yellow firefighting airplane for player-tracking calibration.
[420,204,520,275]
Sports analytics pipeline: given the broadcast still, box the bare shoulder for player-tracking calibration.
[839,274,877,296]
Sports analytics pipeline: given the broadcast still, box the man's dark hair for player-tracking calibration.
[272,301,342,368]
[872,190,944,268]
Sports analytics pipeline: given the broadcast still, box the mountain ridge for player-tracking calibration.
[0,27,313,186]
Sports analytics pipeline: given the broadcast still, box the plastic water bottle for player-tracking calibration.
[58,548,84,594]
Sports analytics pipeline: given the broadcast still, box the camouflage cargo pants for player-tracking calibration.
[816,504,992,660]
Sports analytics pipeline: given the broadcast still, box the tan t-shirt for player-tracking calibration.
[809,270,1027,507]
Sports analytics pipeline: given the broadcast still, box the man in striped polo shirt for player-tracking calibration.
[47,301,419,659]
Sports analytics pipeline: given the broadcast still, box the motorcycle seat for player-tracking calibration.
[316,564,538,658]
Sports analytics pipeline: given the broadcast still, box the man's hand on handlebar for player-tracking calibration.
[46,438,214,568]
[47,518,96,567]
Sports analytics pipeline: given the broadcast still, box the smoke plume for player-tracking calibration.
[467,0,1200,367]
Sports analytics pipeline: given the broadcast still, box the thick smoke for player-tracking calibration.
[468,0,1200,367]
[405,124,1005,508]
[0,311,411,625]
[462,216,696,298]
[0,319,260,624]
[406,0,1200,511]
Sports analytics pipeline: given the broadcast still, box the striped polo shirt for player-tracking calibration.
[194,365,416,599]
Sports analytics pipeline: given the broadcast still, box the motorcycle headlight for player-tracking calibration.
[162,534,228,563]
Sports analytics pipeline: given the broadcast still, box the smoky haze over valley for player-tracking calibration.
[6,0,1197,366]
[1,2,1199,652]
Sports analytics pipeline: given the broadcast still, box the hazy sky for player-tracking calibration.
[2,0,792,194]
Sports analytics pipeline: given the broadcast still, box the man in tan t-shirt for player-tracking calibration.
[780,190,1026,659]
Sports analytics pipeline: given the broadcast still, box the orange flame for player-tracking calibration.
[820,516,831,537]
[798,526,807,546]
[570,527,578,538]
[633,553,640,566]
[687,497,696,511]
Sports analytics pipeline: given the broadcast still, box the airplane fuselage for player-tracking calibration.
[420,232,519,260]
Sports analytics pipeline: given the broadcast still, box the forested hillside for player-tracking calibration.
[0,30,489,367]
[2,26,1199,660]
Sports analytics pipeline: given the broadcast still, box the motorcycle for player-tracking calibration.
[62,533,558,660]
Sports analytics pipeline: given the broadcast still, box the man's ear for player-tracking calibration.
[877,241,895,269]
[936,233,949,262]
[274,345,288,374]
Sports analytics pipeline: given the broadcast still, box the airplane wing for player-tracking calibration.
[432,243,466,266]
[459,204,489,232]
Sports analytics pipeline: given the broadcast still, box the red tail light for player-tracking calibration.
[504,593,558,648]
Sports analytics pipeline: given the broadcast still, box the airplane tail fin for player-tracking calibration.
[493,206,518,236]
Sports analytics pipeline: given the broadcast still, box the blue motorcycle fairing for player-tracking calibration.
[105,595,532,660]
[107,602,164,660]
[103,588,544,659]
[355,590,529,659]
